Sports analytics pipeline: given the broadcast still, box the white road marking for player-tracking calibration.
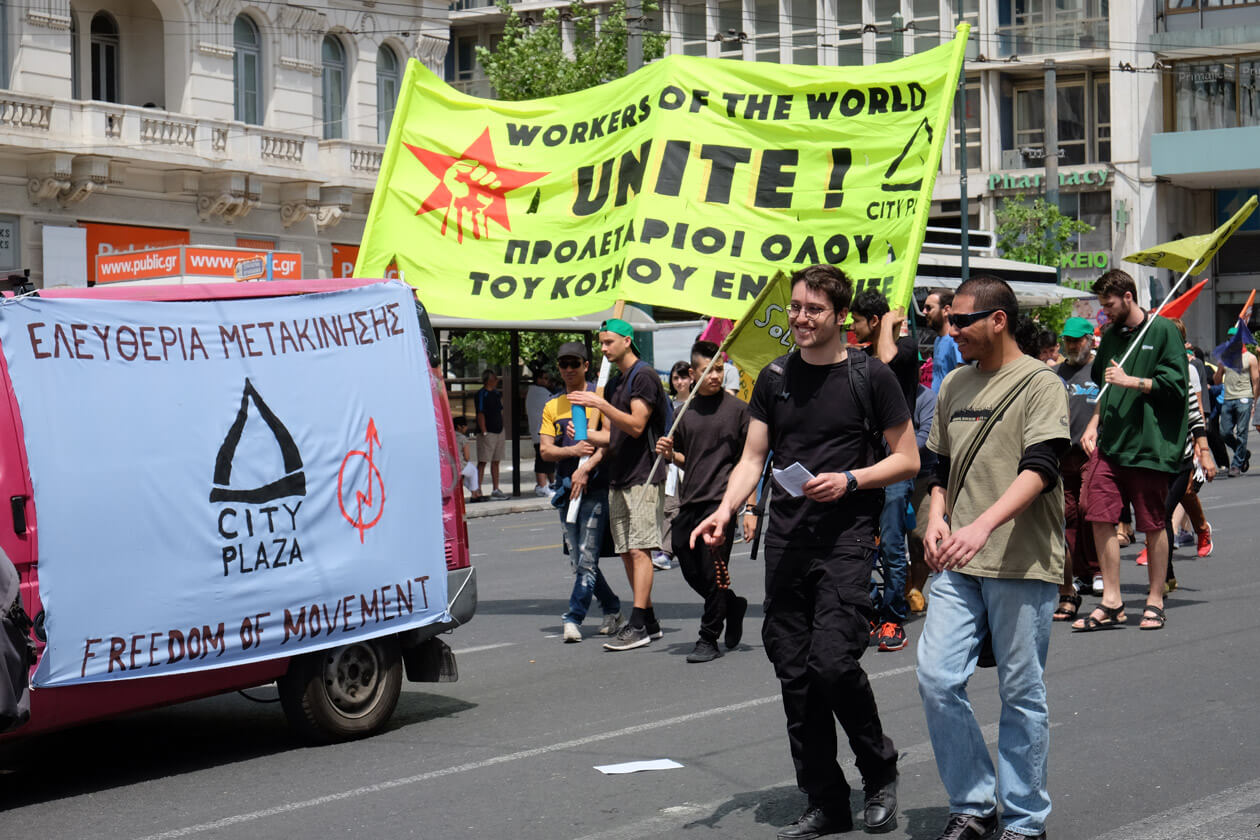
[131,666,919,840]
[1090,777,1260,840]
[450,642,516,654]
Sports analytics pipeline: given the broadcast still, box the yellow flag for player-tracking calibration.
[720,270,795,380]
[1124,195,1257,273]
[355,28,970,319]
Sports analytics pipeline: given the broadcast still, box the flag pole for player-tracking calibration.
[1096,255,1203,402]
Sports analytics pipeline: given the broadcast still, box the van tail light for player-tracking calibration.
[11,495,27,535]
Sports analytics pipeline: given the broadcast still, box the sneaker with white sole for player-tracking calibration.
[645,620,664,640]
[651,551,673,570]
[490,488,509,500]
[563,622,582,643]
[1197,523,1213,557]
[534,486,550,497]
[597,613,623,635]
[603,623,651,651]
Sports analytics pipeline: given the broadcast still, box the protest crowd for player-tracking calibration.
[448,259,1256,840]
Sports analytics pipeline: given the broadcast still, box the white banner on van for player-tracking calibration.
[0,281,448,687]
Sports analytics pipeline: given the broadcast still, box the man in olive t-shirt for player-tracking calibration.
[918,276,1068,840]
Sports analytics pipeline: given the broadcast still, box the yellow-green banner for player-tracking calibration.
[356,28,970,319]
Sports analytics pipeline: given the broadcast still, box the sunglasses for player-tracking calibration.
[557,358,585,369]
[947,308,1000,329]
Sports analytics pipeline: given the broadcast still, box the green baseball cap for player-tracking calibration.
[1228,326,1238,336]
[600,317,635,338]
[1061,317,1094,339]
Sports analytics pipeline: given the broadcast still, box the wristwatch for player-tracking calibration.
[842,471,858,495]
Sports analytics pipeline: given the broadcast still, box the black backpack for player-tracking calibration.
[1,550,34,734]
[762,349,884,462]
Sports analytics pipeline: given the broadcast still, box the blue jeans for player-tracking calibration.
[872,478,912,623]
[1221,398,1253,470]
[916,570,1057,835]
[561,489,620,626]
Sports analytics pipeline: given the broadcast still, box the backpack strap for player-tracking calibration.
[845,350,885,460]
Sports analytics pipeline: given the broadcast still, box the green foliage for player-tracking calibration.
[449,330,586,375]
[1029,300,1073,336]
[994,194,1095,267]
[476,0,668,101]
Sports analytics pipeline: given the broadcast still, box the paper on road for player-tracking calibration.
[772,462,815,497]
[594,759,685,775]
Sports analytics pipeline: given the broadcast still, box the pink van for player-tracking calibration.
[0,277,475,743]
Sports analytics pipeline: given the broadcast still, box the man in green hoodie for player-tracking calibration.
[1075,270,1188,633]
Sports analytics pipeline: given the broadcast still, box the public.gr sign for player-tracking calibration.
[0,282,448,687]
[356,29,969,319]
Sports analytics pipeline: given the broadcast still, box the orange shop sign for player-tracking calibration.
[95,245,304,283]
[332,244,398,280]
[81,222,190,285]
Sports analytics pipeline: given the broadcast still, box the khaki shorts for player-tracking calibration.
[610,483,665,555]
[476,430,505,462]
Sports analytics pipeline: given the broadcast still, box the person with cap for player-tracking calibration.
[539,341,623,643]
[1212,326,1259,477]
[569,318,671,651]
[1051,316,1100,621]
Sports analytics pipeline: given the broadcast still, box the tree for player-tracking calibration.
[449,330,585,376]
[994,194,1094,268]
[476,0,668,101]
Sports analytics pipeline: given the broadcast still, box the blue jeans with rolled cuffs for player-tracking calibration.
[560,488,620,626]
[916,570,1057,836]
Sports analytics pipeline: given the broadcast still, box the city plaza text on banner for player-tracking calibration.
[0,283,448,687]
[355,27,970,319]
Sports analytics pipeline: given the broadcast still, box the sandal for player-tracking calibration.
[1072,603,1127,632]
[1053,592,1082,621]
[1139,604,1166,631]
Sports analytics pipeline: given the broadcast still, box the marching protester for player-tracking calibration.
[919,275,1069,840]
[539,343,623,643]
[655,341,750,664]
[849,290,920,653]
[692,264,918,838]
[656,360,695,572]
[1213,328,1258,476]
[569,318,671,652]
[905,380,937,614]
[1052,317,1100,618]
[924,289,963,393]
[475,369,509,500]
[452,415,483,504]
[1075,269,1188,633]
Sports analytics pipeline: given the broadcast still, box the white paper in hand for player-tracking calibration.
[772,462,815,497]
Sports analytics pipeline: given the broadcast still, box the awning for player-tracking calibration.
[916,276,1093,307]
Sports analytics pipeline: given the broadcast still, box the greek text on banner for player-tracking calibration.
[356,27,969,319]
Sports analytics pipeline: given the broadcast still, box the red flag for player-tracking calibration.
[1156,278,1209,320]
[698,317,733,347]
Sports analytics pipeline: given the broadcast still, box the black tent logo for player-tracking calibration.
[882,117,933,193]
[210,379,306,503]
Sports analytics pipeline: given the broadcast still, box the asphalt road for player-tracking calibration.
[4,475,1260,839]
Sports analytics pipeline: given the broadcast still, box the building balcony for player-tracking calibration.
[1151,125,1260,188]
[993,14,1109,58]
[0,93,383,190]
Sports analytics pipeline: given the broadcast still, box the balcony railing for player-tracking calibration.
[0,93,54,131]
[319,139,386,178]
[994,14,1109,57]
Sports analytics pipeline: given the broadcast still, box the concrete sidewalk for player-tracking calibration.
[462,491,553,519]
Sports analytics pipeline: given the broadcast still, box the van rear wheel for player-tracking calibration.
[278,637,403,743]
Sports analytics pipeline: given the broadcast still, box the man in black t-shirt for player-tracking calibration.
[693,265,919,839]
[655,341,749,664]
[850,290,919,652]
[475,369,508,500]
[569,318,669,651]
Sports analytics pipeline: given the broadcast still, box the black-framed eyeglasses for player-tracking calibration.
[557,358,584,369]
[947,308,1000,329]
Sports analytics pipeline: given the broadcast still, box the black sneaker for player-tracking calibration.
[1243,450,1251,473]
[934,812,999,840]
[868,619,880,647]
[645,620,664,640]
[603,624,650,651]
[685,639,723,663]
[862,776,898,832]
[876,622,908,652]
[776,805,853,839]
[725,594,748,649]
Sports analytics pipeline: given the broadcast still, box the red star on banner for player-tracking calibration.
[406,128,547,244]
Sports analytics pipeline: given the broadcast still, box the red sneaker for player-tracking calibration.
[1197,523,1213,558]
[1135,548,1148,566]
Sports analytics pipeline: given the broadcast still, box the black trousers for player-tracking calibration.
[671,502,737,644]
[1164,464,1193,582]
[761,541,898,808]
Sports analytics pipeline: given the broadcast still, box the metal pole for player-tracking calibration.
[627,0,643,74]
[509,329,521,498]
[1044,59,1061,282]
[957,73,969,282]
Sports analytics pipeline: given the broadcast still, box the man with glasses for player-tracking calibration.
[692,265,918,838]
[918,275,1069,840]
[924,289,963,394]
[539,342,623,644]
[569,318,670,651]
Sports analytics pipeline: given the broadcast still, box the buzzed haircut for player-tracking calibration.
[956,274,1018,322]
[1091,269,1137,300]
[929,288,954,308]
[851,289,891,320]
[690,340,720,362]
[791,264,853,314]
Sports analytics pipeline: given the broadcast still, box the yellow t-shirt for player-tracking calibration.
[927,355,1069,583]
